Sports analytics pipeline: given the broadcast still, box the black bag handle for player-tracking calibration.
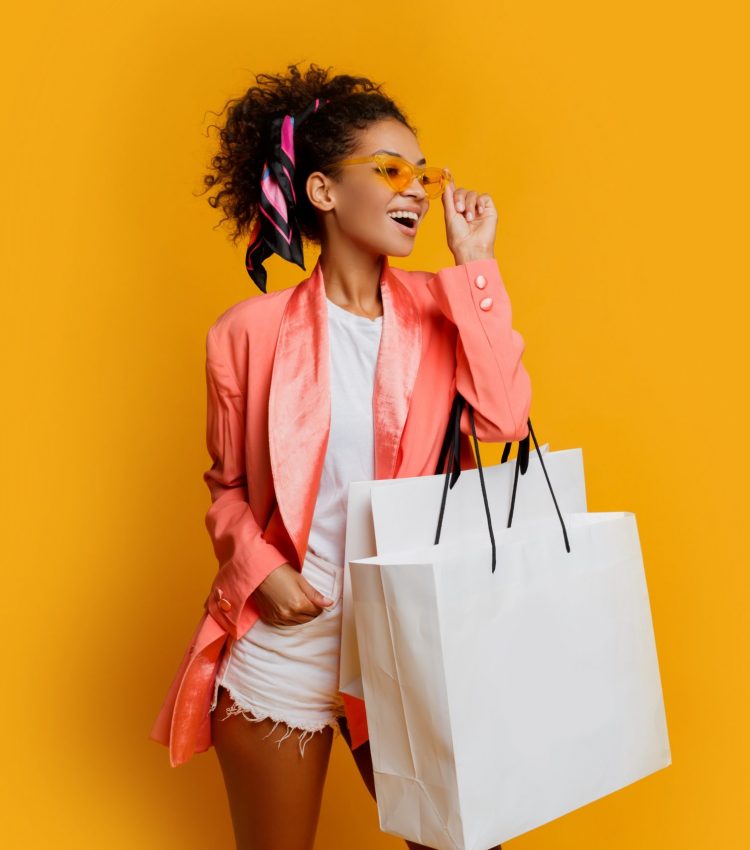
[433,393,571,572]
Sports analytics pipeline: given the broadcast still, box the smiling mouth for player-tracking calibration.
[388,215,418,234]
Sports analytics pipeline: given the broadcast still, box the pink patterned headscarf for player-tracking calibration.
[245,97,330,292]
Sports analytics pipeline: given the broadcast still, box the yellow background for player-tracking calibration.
[2,1,748,847]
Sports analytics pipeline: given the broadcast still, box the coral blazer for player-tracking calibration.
[149,253,532,767]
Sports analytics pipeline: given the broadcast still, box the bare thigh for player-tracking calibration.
[335,716,502,850]
[212,684,334,850]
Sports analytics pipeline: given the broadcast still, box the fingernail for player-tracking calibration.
[466,212,473,221]
[456,202,464,211]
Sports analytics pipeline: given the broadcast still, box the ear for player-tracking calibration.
[306,170,336,213]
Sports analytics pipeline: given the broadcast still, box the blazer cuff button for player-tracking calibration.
[474,274,487,289]
[479,296,493,311]
[215,587,233,611]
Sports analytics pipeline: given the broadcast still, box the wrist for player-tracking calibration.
[451,249,495,265]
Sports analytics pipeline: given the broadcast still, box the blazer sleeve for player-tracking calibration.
[425,257,532,442]
[201,324,289,639]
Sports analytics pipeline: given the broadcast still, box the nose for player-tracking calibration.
[401,175,428,203]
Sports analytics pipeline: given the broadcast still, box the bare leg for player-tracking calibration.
[212,685,334,850]
[336,716,502,850]
[334,714,377,800]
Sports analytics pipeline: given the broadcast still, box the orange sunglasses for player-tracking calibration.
[327,152,453,199]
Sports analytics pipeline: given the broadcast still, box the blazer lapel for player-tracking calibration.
[268,254,422,570]
[372,256,422,481]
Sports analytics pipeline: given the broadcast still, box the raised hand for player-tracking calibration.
[441,178,497,264]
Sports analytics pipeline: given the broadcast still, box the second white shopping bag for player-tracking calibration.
[347,400,671,850]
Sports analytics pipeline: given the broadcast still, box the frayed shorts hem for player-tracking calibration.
[212,683,346,758]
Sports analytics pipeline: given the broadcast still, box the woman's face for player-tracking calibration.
[308,118,432,258]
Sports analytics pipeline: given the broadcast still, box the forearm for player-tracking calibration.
[426,257,532,442]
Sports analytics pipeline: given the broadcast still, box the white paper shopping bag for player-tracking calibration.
[349,510,672,850]
[339,443,587,698]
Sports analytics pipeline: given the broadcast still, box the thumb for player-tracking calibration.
[299,576,334,607]
[442,177,457,218]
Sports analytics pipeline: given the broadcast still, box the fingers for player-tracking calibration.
[442,178,457,216]
[252,564,332,627]
[477,192,493,216]
[273,584,328,627]
[299,577,334,608]
[450,187,475,215]
[262,595,322,627]
[309,588,334,607]
[446,183,495,221]
[463,190,479,220]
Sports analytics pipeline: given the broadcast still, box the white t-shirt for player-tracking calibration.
[305,296,383,566]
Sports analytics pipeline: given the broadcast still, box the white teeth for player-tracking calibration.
[387,210,419,222]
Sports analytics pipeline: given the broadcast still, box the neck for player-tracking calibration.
[318,245,385,318]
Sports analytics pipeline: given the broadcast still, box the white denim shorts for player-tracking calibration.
[210,548,347,757]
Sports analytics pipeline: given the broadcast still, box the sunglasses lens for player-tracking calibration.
[381,156,414,191]
[379,156,448,198]
[421,167,447,198]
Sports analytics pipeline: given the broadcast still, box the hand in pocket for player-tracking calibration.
[251,562,335,627]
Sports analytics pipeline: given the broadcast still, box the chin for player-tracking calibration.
[387,244,414,258]
[385,232,418,257]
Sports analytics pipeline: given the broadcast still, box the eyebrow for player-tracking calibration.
[372,148,427,165]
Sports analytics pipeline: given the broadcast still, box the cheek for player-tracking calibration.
[341,183,392,229]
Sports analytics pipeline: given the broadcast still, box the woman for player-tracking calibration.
[150,62,531,850]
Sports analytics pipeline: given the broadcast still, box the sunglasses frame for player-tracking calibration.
[327,152,453,199]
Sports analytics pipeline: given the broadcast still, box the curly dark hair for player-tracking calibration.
[198,61,416,248]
